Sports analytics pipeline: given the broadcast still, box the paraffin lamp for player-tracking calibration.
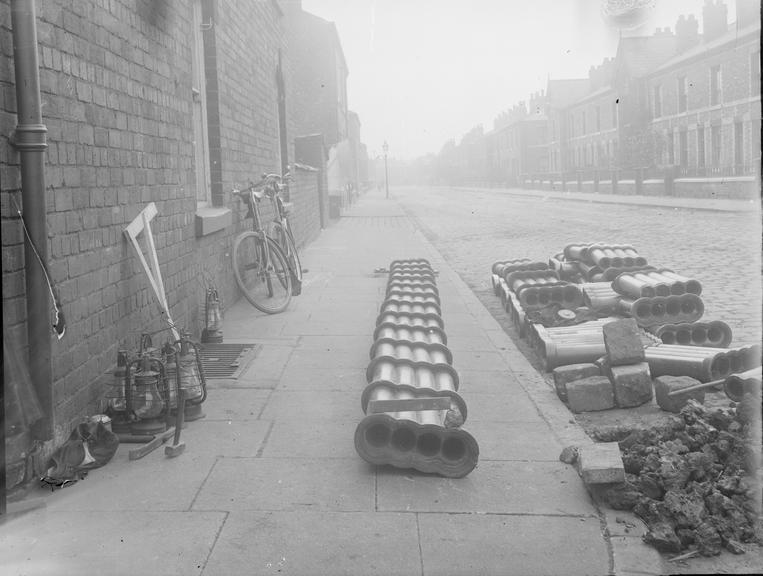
[106,350,132,434]
[125,345,168,435]
[201,288,223,344]
[170,330,207,422]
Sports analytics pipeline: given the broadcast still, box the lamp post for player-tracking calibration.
[383,140,389,199]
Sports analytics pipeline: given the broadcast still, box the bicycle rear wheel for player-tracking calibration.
[232,232,292,314]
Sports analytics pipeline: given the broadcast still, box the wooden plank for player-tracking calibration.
[124,202,157,240]
[368,396,451,414]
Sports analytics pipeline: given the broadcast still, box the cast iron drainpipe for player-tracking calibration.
[10,0,52,440]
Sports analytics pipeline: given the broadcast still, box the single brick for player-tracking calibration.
[654,375,706,413]
[610,362,653,408]
[578,442,626,484]
[566,375,615,413]
[603,318,645,366]
[553,363,601,402]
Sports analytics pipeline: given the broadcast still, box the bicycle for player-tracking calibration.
[232,176,293,313]
[264,171,304,295]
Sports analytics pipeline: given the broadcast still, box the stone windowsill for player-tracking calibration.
[195,204,232,237]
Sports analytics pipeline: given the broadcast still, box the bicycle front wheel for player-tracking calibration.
[232,232,292,314]
[272,221,303,289]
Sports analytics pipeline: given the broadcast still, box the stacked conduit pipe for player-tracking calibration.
[355,258,479,478]
[489,242,757,376]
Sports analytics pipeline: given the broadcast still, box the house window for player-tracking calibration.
[751,51,760,96]
[679,129,688,168]
[667,130,674,165]
[734,120,744,167]
[711,124,721,167]
[653,85,662,118]
[710,65,721,106]
[677,76,687,113]
[697,126,705,168]
[191,0,210,204]
[595,106,601,132]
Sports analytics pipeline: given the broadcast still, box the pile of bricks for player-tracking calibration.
[354,259,479,478]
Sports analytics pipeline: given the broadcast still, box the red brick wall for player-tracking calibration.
[1,0,325,448]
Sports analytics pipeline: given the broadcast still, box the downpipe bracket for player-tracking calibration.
[10,124,48,151]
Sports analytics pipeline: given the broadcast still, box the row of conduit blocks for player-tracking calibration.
[354,258,479,478]
[490,244,761,382]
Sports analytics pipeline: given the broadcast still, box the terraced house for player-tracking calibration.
[1,0,364,492]
[485,0,760,198]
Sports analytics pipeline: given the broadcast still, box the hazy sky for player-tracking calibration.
[301,0,735,160]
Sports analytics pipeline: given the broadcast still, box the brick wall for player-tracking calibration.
[1,0,326,450]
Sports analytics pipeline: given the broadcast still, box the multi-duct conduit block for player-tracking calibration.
[612,268,703,298]
[645,343,761,382]
[354,258,479,478]
[617,294,704,327]
[650,321,733,348]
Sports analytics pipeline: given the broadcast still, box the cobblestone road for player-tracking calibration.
[395,186,762,349]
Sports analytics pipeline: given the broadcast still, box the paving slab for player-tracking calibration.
[277,365,366,391]
[31,446,217,512]
[376,460,593,515]
[465,420,563,461]
[181,419,272,458]
[464,390,544,422]
[457,369,531,396]
[418,513,609,576]
[202,388,272,421]
[285,347,369,370]
[192,457,374,512]
[259,419,360,459]
[0,510,224,576]
[238,344,294,380]
[259,389,360,422]
[202,510,421,576]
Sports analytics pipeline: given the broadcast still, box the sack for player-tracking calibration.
[41,420,120,487]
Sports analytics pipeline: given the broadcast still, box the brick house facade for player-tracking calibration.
[1,0,329,480]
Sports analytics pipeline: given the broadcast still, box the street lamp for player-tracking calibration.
[382,140,389,199]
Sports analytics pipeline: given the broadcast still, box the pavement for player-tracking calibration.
[3,185,742,576]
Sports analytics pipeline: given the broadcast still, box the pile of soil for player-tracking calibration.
[602,397,761,556]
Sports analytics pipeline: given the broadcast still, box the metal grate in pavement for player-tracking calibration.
[198,343,261,379]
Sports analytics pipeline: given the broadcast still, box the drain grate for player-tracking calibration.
[198,343,261,379]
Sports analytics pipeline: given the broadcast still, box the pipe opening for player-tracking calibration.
[666,298,681,315]
[636,303,651,318]
[651,301,666,318]
[661,331,676,345]
[551,286,564,303]
[391,427,416,451]
[563,286,579,302]
[442,437,467,461]
[712,355,730,379]
[623,257,635,267]
[686,280,702,295]
[366,424,390,448]
[691,327,707,344]
[681,299,697,315]
[670,282,686,296]
[728,352,742,373]
[524,290,538,306]
[675,330,691,345]
[611,257,623,268]
[599,257,611,269]
[642,286,656,298]
[707,326,723,344]
[635,257,647,266]
[654,284,671,297]
[538,290,550,305]
[417,433,441,457]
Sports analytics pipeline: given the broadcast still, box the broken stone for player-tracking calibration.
[610,362,653,408]
[663,489,706,529]
[578,442,625,484]
[654,375,706,413]
[566,375,615,413]
[694,522,722,556]
[552,363,600,402]
[605,481,641,510]
[603,318,645,365]
[643,521,682,553]
[559,445,579,465]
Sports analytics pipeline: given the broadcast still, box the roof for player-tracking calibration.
[651,21,760,75]
[545,78,590,108]
[615,33,679,77]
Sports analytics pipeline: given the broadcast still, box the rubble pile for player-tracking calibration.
[604,398,760,556]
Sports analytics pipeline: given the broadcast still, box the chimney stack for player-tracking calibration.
[676,14,700,51]
[702,0,728,42]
